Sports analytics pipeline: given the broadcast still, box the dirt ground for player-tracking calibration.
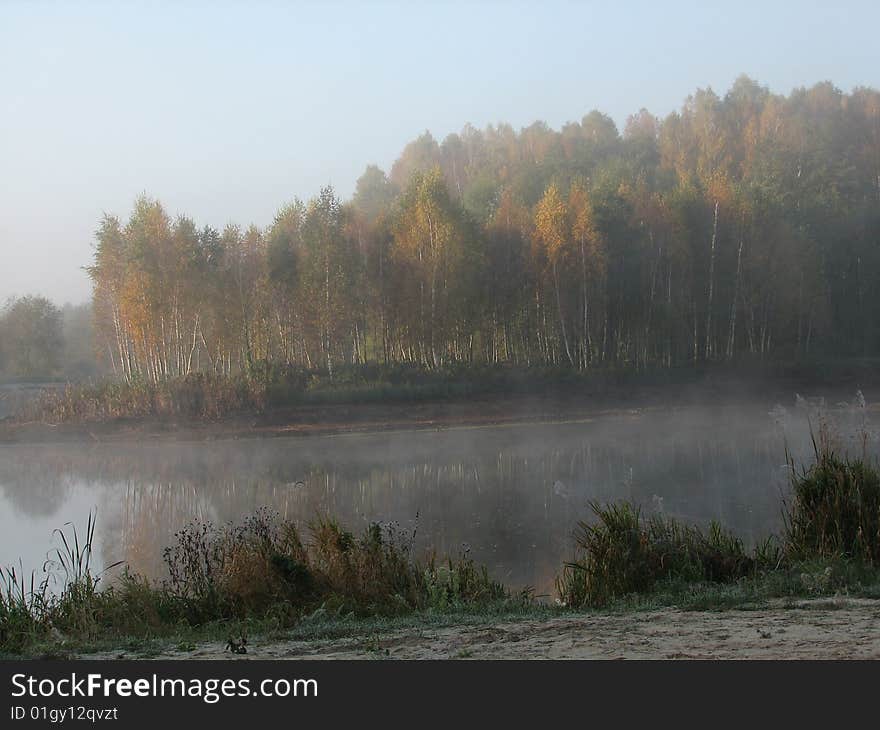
[86,599,880,660]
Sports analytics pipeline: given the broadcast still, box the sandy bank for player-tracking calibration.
[83,599,880,660]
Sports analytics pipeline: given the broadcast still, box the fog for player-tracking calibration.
[2,394,873,595]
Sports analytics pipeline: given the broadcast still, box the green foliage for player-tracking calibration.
[558,440,880,609]
[0,565,50,654]
[0,509,511,655]
[784,441,880,564]
[0,514,121,652]
[556,501,779,607]
[0,296,64,378]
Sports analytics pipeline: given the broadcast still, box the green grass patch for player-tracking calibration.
[784,444,880,564]
[556,500,782,608]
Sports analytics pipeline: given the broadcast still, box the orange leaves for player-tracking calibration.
[568,182,597,246]
[489,188,532,239]
[568,181,606,280]
[393,167,460,268]
[532,181,604,273]
[533,183,569,266]
[706,172,734,209]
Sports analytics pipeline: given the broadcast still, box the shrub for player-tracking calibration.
[161,511,508,620]
[556,501,775,607]
[784,446,880,564]
[1,508,514,654]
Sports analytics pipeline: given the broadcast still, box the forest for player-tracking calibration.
[84,76,880,383]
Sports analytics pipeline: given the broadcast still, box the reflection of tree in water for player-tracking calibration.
[0,448,75,518]
[102,481,219,579]
[2,405,857,595]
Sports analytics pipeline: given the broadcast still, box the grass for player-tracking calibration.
[0,507,518,656]
[0,513,123,653]
[556,501,782,608]
[557,418,880,609]
[0,564,49,654]
[16,356,880,427]
[784,437,880,564]
[2,601,561,659]
[10,558,880,659]
[16,373,263,423]
[604,558,880,612]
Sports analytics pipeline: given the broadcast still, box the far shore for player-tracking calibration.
[3,371,880,445]
[0,393,650,445]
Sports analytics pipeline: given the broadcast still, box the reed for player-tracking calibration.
[784,435,880,564]
[556,501,781,608]
[0,507,512,654]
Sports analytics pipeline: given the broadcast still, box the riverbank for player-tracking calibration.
[0,394,633,444]
[8,522,880,660]
[78,598,880,660]
[4,364,880,444]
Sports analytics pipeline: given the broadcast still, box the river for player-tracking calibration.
[0,396,870,595]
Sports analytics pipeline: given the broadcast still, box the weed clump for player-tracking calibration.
[784,448,880,564]
[161,509,507,621]
[0,508,510,655]
[0,566,50,654]
[556,501,779,607]
[0,514,122,653]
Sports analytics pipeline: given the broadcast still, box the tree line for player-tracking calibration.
[88,76,880,382]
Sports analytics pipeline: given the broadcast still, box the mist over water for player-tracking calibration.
[0,397,873,595]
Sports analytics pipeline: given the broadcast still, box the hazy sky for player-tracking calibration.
[2,1,878,304]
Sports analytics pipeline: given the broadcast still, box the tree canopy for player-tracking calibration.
[86,77,880,381]
[0,296,64,377]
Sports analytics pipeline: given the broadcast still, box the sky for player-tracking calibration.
[1,1,879,305]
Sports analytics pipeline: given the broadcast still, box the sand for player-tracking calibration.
[84,599,880,660]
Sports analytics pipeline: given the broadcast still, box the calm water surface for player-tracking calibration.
[0,399,871,594]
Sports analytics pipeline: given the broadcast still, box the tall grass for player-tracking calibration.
[0,564,50,653]
[15,365,526,424]
[558,395,880,608]
[784,423,880,564]
[0,513,122,653]
[556,501,780,607]
[159,508,508,622]
[0,508,511,654]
